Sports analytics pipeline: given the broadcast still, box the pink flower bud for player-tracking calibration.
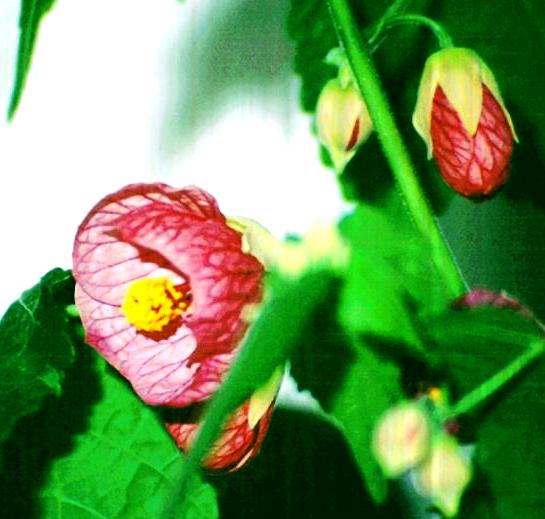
[316,74,372,172]
[413,48,517,197]
[372,402,431,477]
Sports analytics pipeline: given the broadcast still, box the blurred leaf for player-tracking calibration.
[8,0,57,120]
[162,270,336,517]
[338,198,449,359]
[426,307,543,393]
[0,345,218,518]
[0,268,75,444]
[287,280,403,503]
[426,305,545,518]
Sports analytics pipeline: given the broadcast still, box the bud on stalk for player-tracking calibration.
[413,48,517,197]
[316,66,372,173]
[372,402,431,477]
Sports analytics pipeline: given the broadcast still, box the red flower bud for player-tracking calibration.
[431,84,513,197]
[413,48,517,197]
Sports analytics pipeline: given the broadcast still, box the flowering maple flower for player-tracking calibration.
[166,367,283,471]
[413,47,517,197]
[73,183,264,408]
[372,401,432,478]
[316,63,372,173]
[414,436,472,518]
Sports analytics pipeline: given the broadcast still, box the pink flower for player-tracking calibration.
[73,183,264,408]
[166,399,274,472]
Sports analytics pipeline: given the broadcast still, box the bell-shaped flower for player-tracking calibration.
[412,47,517,197]
[166,367,283,471]
[316,65,372,173]
[73,183,264,407]
[372,401,431,478]
[414,436,472,518]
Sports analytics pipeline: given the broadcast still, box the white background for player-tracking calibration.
[0,0,348,315]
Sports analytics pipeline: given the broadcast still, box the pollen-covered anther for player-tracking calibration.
[121,277,190,332]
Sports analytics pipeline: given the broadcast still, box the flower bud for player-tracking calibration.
[372,402,431,478]
[316,70,372,173]
[413,48,517,197]
[415,436,472,518]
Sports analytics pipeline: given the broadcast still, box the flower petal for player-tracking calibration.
[76,284,234,406]
[166,400,274,472]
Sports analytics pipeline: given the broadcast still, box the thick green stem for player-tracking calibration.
[327,0,465,298]
[369,14,453,50]
[445,340,545,418]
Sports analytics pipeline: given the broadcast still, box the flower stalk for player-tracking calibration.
[327,0,466,298]
[444,339,545,419]
[368,14,454,50]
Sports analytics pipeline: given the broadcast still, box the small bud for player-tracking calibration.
[316,71,372,172]
[453,288,529,315]
[415,436,472,518]
[413,47,517,197]
[372,402,431,478]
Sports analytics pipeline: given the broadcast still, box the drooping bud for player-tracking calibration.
[414,436,472,518]
[372,402,431,478]
[413,47,517,197]
[316,64,372,173]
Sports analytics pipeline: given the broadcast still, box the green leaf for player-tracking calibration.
[8,0,57,120]
[287,280,403,503]
[0,348,218,518]
[0,268,75,443]
[162,269,336,518]
[329,343,403,503]
[338,198,449,359]
[426,306,545,519]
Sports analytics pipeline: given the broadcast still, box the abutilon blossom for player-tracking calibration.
[413,47,517,197]
[72,183,264,408]
[316,68,372,173]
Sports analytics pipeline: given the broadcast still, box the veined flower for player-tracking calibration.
[413,47,517,197]
[166,367,283,471]
[73,183,264,407]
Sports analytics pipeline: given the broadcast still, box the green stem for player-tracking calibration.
[445,340,545,418]
[327,0,466,297]
[369,14,453,50]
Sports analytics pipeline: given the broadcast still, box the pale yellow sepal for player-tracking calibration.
[415,436,472,518]
[248,366,284,428]
[316,77,372,173]
[227,217,349,277]
[413,47,517,158]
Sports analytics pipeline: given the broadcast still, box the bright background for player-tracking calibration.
[0,0,348,316]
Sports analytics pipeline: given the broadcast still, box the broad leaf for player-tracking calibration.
[8,0,57,120]
[0,348,218,518]
[288,280,403,503]
[426,306,545,519]
[339,199,449,359]
[329,342,403,503]
[0,268,75,443]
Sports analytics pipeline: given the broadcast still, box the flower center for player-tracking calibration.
[121,277,189,332]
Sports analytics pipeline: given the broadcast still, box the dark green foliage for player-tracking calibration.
[8,0,58,119]
[0,269,75,443]
[426,306,545,519]
[0,347,218,518]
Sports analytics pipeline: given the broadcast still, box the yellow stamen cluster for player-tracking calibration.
[121,277,187,332]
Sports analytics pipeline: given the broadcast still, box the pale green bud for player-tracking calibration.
[372,402,431,478]
[415,436,472,518]
[316,76,372,172]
